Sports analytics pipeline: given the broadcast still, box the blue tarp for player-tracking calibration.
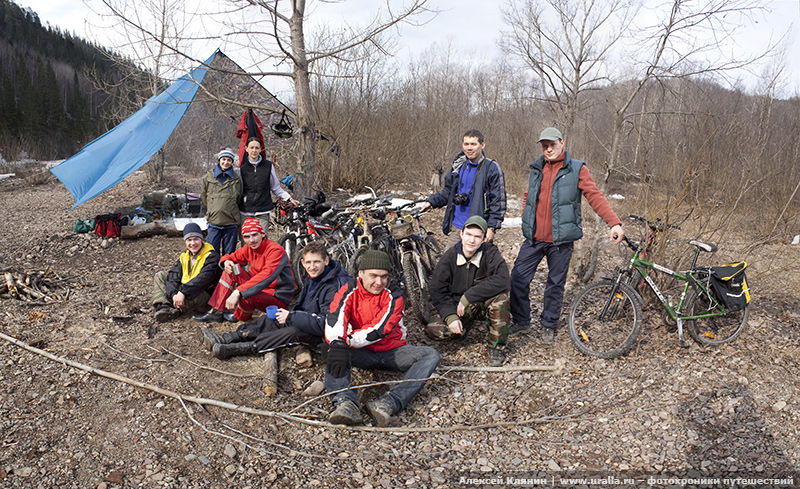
[51,52,217,208]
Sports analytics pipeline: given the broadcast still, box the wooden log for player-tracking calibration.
[119,221,182,240]
[4,273,19,299]
[261,351,278,396]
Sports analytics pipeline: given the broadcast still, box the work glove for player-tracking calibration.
[326,340,350,379]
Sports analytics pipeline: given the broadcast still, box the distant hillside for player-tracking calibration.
[0,0,143,160]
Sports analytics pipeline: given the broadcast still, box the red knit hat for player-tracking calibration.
[241,217,264,235]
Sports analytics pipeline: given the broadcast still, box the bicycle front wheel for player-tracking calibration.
[277,233,304,288]
[568,280,642,359]
[684,287,748,346]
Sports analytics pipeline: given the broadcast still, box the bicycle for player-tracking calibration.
[567,230,750,359]
[351,199,442,325]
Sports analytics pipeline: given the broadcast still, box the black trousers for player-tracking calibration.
[236,315,322,353]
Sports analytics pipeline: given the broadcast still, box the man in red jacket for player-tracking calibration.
[193,217,295,323]
[324,250,440,427]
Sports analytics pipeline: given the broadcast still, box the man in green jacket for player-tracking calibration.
[201,147,241,256]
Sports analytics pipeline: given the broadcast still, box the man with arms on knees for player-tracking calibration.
[427,216,511,366]
[324,250,440,427]
[420,129,506,247]
[152,223,221,322]
[193,217,294,323]
[200,241,350,361]
[510,127,624,344]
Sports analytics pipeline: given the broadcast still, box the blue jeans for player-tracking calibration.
[325,345,440,414]
[207,223,239,257]
[510,239,574,329]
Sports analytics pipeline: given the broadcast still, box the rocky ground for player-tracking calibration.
[0,166,798,488]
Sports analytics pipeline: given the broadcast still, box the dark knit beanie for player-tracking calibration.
[183,222,203,241]
[358,250,392,271]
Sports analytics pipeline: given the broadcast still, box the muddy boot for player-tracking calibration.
[212,341,258,360]
[328,399,361,425]
[200,327,242,351]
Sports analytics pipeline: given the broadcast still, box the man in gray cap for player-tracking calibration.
[510,128,624,344]
[324,250,440,427]
[427,215,511,366]
[151,223,221,322]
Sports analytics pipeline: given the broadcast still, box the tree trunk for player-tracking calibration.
[289,0,316,200]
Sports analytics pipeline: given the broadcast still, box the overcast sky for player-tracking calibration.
[12,0,800,98]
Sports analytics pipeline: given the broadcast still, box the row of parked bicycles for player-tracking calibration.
[272,189,443,325]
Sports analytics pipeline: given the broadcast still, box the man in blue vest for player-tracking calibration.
[510,128,624,344]
[420,130,507,248]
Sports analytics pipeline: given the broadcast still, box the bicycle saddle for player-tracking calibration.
[689,240,717,253]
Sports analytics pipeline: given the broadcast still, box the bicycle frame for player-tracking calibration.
[615,237,728,343]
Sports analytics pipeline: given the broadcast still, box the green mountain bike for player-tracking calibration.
[567,232,750,359]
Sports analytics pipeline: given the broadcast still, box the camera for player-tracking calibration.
[453,192,470,206]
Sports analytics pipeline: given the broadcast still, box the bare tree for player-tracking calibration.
[501,0,638,136]
[224,0,431,197]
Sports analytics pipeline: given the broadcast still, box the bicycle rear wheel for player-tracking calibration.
[402,252,431,325]
[568,280,642,359]
[684,287,748,346]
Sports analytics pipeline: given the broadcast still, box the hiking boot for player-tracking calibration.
[366,397,395,427]
[541,327,555,344]
[328,399,361,425]
[488,347,506,367]
[508,322,531,335]
[154,305,180,323]
[200,327,241,351]
[295,346,312,367]
[212,341,258,360]
[193,311,223,323]
[222,312,238,323]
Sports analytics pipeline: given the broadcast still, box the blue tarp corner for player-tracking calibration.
[51,51,217,208]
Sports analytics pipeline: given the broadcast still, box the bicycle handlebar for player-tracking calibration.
[628,214,680,232]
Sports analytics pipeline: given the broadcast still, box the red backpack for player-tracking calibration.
[94,213,122,238]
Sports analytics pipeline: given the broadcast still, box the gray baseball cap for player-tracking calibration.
[537,127,563,142]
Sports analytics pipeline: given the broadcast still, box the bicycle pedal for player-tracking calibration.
[678,339,691,348]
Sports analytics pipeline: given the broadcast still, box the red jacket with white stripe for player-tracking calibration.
[219,238,295,305]
[325,278,406,352]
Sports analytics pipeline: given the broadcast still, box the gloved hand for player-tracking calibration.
[326,340,350,379]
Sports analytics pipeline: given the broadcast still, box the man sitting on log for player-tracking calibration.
[193,217,295,323]
[151,223,221,322]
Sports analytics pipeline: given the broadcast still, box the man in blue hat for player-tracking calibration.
[151,223,221,322]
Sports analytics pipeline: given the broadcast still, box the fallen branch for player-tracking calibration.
[0,331,571,433]
[438,364,558,372]
[149,344,259,378]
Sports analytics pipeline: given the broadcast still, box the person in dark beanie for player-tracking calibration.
[324,250,440,427]
[200,241,350,361]
[201,146,241,257]
[427,216,511,367]
[151,222,221,322]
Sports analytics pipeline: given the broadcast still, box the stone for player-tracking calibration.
[547,460,561,471]
[303,380,325,397]
[772,400,787,412]
[224,445,237,458]
[104,470,123,484]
